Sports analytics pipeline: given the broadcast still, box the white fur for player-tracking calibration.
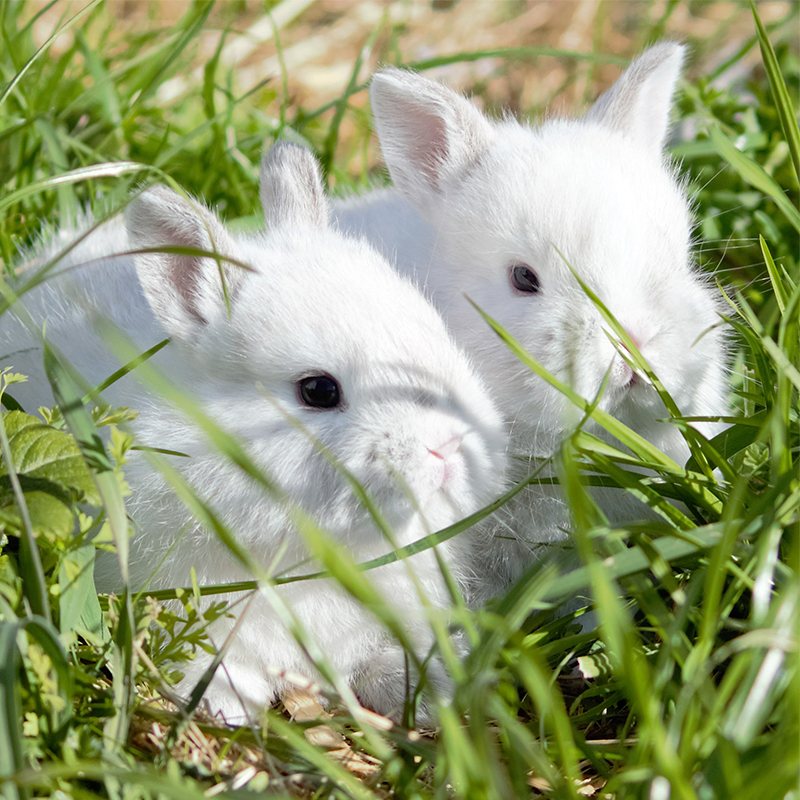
[334,44,729,587]
[1,143,507,722]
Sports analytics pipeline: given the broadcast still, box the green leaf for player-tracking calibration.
[0,476,75,540]
[41,349,127,576]
[0,413,49,622]
[0,394,23,413]
[14,491,73,540]
[58,544,107,644]
[40,345,134,755]
[0,556,21,608]
[0,411,99,505]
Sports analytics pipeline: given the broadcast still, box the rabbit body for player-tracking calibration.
[1,145,506,722]
[334,44,729,587]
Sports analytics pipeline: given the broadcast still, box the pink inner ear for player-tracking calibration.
[148,213,218,325]
[395,99,451,190]
[165,250,208,325]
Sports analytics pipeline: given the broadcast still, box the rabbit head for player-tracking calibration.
[368,44,728,462]
[124,143,506,576]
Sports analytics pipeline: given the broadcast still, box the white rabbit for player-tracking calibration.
[334,43,729,588]
[0,142,507,722]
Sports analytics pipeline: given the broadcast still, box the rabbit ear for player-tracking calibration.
[126,186,245,338]
[260,142,329,230]
[370,67,494,212]
[586,42,685,156]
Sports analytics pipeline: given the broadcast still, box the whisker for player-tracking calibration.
[691,164,728,194]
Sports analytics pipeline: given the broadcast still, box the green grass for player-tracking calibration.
[0,1,798,799]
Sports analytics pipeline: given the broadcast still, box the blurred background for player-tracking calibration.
[7,1,798,294]
[25,1,797,173]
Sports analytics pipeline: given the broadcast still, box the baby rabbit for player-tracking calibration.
[334,44,728,587]
[1,143,506,722]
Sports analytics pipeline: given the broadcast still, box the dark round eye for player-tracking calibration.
[510,263,541,294]
[297,375,342,409]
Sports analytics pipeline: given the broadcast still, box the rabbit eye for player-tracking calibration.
[510,263,540,294]
[297,374,342,409]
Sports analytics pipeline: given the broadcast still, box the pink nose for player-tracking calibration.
[626,331,642,350]
[616,327,642,353]
[427,435,463,460]
[617,329,643,389]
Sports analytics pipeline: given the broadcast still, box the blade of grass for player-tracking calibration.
[750,1,800,186]
[265,711,380,800]
[559,442,698,800]
[20,616,74,731]
[74,29,122,129]
[685,411,768,472]
[13,760,252,800]
[142,459,552,602]
[0,621,24,800]
[0,0,100,111]
[553,243,714,479]
[40,342,135,754]
[319,19,382,177]
[0,412,49,621]
[760,238,791,315]
[0,162,148,216]
[707,125,800,233]
[466,296,724,514]
[124,1,214,117]
[83,337,170,401]
[515,649,583,794]
[42,344,129,581]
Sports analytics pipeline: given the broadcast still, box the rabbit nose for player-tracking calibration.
[614,328,652,389]
[427,435,463,460]
[624,330,642,350]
